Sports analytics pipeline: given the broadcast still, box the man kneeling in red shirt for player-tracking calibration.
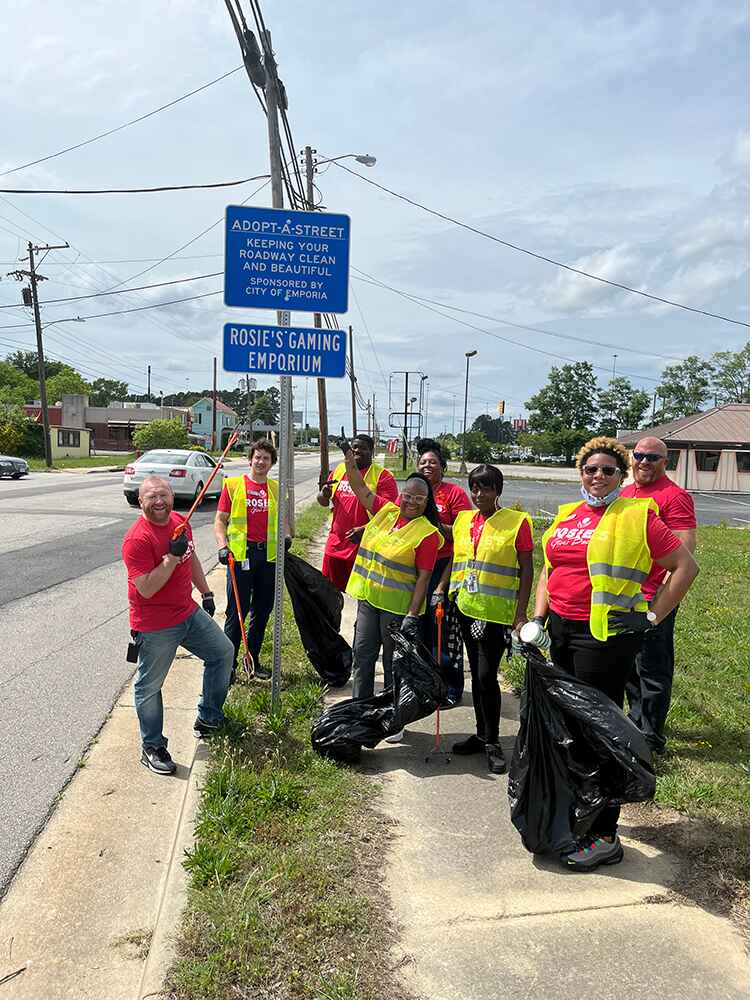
[122,476,234,775]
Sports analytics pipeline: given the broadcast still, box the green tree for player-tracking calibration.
[250,387,280,425]
[710,342,750,404]
[0,361,37,405]
[471,413,516,445]
[5,350,66,380]
[46,366,90,402]
[655,355,712,421]
[526,362,598,463]
[89,378,129,406]
[597,377,651,436]
[457,430,493,463]
[435,433,458,461]
[132,419,189,451]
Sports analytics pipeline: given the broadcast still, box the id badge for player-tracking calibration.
[465,571,479,594]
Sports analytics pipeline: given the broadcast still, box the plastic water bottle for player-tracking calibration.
[519,619,551,651]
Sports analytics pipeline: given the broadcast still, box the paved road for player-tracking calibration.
[0,454,322,897]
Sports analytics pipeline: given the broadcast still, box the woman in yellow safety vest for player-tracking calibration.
[340,441,443,741]
[434,464,534,775]
[214,439,291,682]
[533,436,698,871]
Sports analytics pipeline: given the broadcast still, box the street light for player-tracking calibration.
[459,350,478,475]
[314,152,377,168]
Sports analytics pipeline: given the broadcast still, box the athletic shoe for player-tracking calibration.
[452,734,486,755]
[254,664,272,681]
[563,835,623,871]
[140,745,176,776]
[486,742,507,774]
[384,729,405,743]
[193,717,221,739]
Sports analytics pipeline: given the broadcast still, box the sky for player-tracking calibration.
[1,0,750,435]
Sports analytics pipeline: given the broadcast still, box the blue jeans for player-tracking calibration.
[133,607,234,749]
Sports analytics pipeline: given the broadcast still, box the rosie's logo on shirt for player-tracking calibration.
[548,517,594,548]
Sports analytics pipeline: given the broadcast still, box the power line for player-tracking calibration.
[0,174,268,195]
[333,160,750,333]
[0,66,244,178]
[0,271,222,309]
[0,289,221,330]
[0,253,225,264]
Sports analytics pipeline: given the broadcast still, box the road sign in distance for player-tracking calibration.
[224,205,350,313]
[223,323,347,379]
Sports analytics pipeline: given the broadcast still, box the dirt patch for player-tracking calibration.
[111,927,153,961]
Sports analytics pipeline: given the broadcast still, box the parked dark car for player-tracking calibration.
[0,455,30,479]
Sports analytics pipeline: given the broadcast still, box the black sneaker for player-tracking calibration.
[140,745,176,775]
[452,734,486,755]
[562,835,624,871]
[486,742,507,774]
[193,717,222,739]
[253,663,272,681]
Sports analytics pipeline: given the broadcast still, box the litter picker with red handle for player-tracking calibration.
[425,599,451,765]
[227,551,255,682]
[170,429,239,541]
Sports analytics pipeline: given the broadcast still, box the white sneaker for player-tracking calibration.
[385,729,405,744]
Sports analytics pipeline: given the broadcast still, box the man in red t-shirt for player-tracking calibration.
[620,436,697,753]
[122,476,234,775]
[318,434,398,590]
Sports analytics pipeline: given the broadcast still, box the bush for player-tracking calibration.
[0,408,44,457]
[189,444,207,453]
[133,418,189,451]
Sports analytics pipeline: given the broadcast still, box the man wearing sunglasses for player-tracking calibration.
[620,436,697,755]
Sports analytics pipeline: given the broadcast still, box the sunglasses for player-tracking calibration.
[632,451,665,463]
[582,464,619,477]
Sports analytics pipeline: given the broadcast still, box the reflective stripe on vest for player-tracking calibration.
[542,496,658,641]
[346,501,442,615]
[225,475,278,564]
[331,462,384,520]
[449,507,532,625]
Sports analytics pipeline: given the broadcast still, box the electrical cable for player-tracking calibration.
[333,160,750,333]
[0,253,225,265]
[0,174,268,195]
[0,271,221,309]
[0,66,244,178]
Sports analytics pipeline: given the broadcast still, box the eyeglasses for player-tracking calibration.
[632,451,665,463]
[400,492,427,504]
[582,464,619,477]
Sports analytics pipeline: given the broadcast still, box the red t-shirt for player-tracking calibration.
[217,476,269,543]
[122,512,197,631]
[469,511,534,554]
[326,467,399,561]
[371,495,440,572]
[620,475,696,600]
[545,502,681,620]
[433,480,473,560]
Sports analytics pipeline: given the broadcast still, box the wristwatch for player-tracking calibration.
[201,591,214,599]
[646,610,657,624]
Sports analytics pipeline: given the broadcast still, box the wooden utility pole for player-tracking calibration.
[304,145,330,482]
[348,325,357,436]
[211,356,218,450]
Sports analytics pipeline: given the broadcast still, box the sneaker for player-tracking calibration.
[140,745,176,776]
[486,742,507,774]
[253,663,272,681]
[384,729,405,743]
[563,835,623,871]
[452,734,486,755]
[193,717,221,739]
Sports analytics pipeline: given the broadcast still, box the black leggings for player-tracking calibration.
[457,609,506,745]
[548,610,643,838]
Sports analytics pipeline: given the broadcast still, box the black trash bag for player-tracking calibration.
[507,647,655,856]
[283,553,352,687]
[311,629,448,763]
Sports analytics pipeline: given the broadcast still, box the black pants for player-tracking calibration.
[548,610,643,838]
[625,607,678,752]
[457,609,505,745]
[223,545,276,668]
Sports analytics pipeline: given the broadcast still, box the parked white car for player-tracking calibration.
[123,449,224,507]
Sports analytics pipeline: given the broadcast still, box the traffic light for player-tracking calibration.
[497,400,505,416]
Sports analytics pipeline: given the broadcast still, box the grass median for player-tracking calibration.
[167,502,408,1000]
[27,452,135,470]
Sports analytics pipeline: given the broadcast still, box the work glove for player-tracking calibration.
[202,595,216,618]
[609,610,654,635]
[430,591,445,608]
[400,614,420,641]
[338,436,352,456]
[284,536,292,552]
[510,628,524,657]
[218,546,230,565]
[169,534,189,558]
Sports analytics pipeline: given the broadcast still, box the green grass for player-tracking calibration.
[27,452,136,470]
[166,502,395,1000]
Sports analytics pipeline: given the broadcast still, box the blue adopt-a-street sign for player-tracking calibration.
[222,322,347,379]
[224,205,350,313]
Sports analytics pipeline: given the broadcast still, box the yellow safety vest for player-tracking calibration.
[331,461,386,519]
[450,508,532,625]
[542,496,658,641]
[225,475,278,564]
[346,501,443,615]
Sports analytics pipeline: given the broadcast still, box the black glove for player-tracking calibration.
[400,614,420,640]
[609,610,654,635]
[284,536,292,552]
[169,533,189,558]
[338,436,352,456]
[202,595,216,617]
[218,546,230,565]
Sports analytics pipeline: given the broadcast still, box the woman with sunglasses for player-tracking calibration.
[340,442,443,741]
[435,464,534,773]
[533,436,698,871]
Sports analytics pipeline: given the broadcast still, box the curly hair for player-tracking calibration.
[575,435,630,475]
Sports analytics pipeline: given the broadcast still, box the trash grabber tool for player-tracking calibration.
[425,599,451,765]
[172,429,240,539]
[227,551,255,682]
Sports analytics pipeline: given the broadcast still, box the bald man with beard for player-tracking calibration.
[621,437,697,754]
